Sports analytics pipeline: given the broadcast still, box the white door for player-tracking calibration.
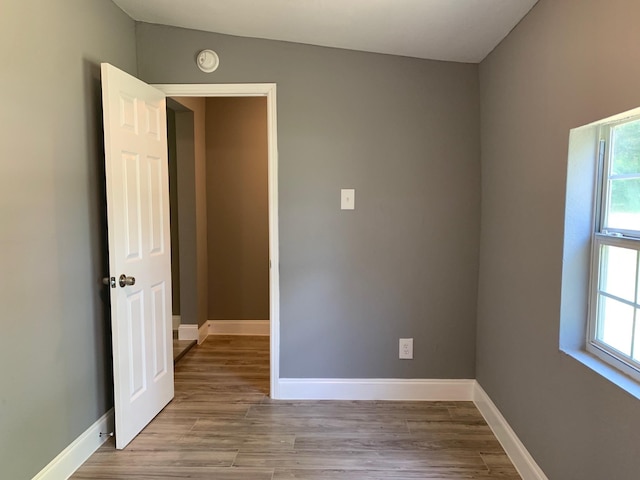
[101,63,174,449]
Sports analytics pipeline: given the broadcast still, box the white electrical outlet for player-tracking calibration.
[399,338,413,359]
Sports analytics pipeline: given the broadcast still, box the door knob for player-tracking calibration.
[103,277,116,288]
[119,274,136,287]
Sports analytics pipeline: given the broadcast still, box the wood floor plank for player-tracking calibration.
[407,419,494,434]
[246,403,454,421]
[178,432,296,451]
[173,391,268,404]
[162,399,253,416]
[73,466,274,479]
[80,449,238,467]
[293,432,504,453]
[72,335,520,479]
[136,415,198,435]
[272,468,521,479]
[233,449,488,469]
[193,416,412,435]
[120,433,187,451]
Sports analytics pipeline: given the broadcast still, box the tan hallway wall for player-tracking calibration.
[206,97,269,320]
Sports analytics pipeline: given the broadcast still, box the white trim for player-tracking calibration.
[153,83,276,97]
[266,85,280,400]
[153,83,280,399]
[172,315,181,330]
[32,409,114,480]
[473,383,548,480]
[177,323,198,341]
[198,322,208,345]
[278,378,475,401]
[208,320,270,336]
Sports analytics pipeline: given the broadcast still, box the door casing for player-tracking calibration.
[154,83,280,399]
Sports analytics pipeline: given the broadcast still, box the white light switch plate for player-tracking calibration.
[341,189,355,210]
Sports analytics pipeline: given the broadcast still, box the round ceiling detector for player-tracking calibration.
[196,49,219,73]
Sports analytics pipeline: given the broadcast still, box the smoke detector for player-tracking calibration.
[196,49,219,73]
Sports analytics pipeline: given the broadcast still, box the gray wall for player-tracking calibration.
[0,1,136,478]
[137,24,481,378]
[477,0,640,478]
[206,97,270,320]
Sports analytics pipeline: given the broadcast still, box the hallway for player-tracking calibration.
[73,336,519,479]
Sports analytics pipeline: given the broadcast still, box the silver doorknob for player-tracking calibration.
[103,277,116,288]
[119,274,136,287]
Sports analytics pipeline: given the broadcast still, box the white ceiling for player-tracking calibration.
[113,0,538,63]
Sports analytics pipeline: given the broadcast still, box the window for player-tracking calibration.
[588,116,640,381]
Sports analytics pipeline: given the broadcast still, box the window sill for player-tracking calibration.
[561,347,640,401]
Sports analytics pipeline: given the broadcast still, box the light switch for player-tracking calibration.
[341,189,355,210]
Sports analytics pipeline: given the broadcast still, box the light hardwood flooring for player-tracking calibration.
[73,336,520,479]
[173,338,196,363]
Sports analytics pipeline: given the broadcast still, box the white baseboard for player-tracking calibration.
[178,323,198,341]
[208,319,270,336]
[473,382,548,480]
[32,408,114,480]
[177,323,209,345]
[172,315,181,330]
[278,378,475,401]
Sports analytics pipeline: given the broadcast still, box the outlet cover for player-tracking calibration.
[399,338,413,359]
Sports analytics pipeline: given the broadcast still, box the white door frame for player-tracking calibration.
[153,83,280,399]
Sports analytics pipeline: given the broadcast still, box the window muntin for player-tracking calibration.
[589,116,640,380]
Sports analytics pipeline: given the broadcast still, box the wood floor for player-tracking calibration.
[173,338,196,363]
[73,336,520,479]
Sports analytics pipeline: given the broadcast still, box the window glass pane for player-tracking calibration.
[611,120,640,175]
[607,179,640,231]
[634,310,640,362]
[597,296,633,355]
[599,245,637,302]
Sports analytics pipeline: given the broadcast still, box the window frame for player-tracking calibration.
[587,116,640,383]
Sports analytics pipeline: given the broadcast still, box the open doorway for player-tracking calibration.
[161,84,280,398]
[166,98,202,361]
